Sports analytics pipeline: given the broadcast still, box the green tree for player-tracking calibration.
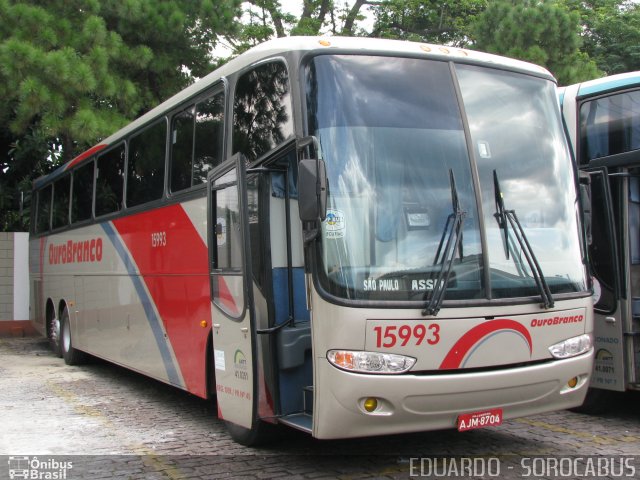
[471,0,601,85]
[0,0,240,231]
[371,0,487,46]
[565,0,640,75]
[227,0,376,52]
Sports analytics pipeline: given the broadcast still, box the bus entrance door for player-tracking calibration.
[208,154,258,431]
[587,168,625,391]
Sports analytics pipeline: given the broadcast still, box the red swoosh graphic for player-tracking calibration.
[439,319,533,370]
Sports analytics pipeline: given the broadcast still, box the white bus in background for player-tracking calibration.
[561,71,640,411]
[30,37,593,445]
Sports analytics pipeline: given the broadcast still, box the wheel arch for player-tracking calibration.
[45,299,56,336]
[58,299,68,320]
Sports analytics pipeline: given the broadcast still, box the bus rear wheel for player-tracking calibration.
[61,307,86,366]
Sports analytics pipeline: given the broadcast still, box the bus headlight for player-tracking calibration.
[327,350,416,374]
[549,334,592,359]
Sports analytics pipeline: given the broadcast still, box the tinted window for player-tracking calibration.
[233,62,293,161]
[212,170,245,319]
[72,161,94,223]
[194,93,224,184]
[36,185,52,233]
[128,120,167,207]
[171,109,195,192]
[589,171,618,313]
[580,89,640,164]
[52,175,71,229]
[96,145,125,217]
[171,92,225,192]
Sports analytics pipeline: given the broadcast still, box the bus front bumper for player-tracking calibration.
[312,350,593,439]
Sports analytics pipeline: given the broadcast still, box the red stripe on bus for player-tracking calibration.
[65,144,107,170]
[113,204,211,397]
[439,319,533,370]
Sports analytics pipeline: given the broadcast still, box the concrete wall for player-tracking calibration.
[0,232,29,321]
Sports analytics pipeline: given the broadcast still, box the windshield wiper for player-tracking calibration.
[423,170,466,316]
[493,170,554,309]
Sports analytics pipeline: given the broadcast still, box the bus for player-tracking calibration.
[561,71,640,411]
[30,37,594,445]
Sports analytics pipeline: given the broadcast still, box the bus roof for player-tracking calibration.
[575,71,640,98]
[34,36,554,189]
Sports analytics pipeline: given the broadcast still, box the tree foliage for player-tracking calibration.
[0,0,240,231]
[565,0,640,75]
[471,0,601,85]
[228,0,376,53]
[371,0,486,46]
[2,0,639,231]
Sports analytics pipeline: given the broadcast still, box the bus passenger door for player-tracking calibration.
[208,154,258,430]
[587,167,625,391]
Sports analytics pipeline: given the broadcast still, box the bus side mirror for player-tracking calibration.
[298,158,327,222]
[579,173,592,246]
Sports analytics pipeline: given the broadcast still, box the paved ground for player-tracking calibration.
[0,336,639,479]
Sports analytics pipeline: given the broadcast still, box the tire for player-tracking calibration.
[48,310,62,358]
[224,419,276,446]
[570,387,612,415]
[61,307,86,366]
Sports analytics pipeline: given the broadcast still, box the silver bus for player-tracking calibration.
[31,37,593,444]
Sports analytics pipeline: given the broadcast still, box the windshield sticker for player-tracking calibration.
[325,209,345,239]
[477,140,491,158]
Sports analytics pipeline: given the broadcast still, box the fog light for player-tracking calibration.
[567,377,578,388]
[363,397,378,412]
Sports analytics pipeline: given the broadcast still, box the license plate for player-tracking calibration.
[457,408,503,432]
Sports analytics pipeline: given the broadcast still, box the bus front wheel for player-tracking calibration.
[224,420,275,446]
[61,307,87,366]
[570,387,612,414]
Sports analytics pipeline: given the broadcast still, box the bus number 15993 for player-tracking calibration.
[373,324,440,348]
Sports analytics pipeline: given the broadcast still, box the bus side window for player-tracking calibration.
[96,144,125,217]
[171,108,195,192]
[233,61,293,162]
[170,90,224,193]
[71,160,94,223]
[36,184,52,233]
[128,120,167,207]
[580,90,640,164]
[194,92,224,184]
[52,174,71,230]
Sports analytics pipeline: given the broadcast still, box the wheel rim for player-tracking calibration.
[50,318,61,349]
[62,317,71,352]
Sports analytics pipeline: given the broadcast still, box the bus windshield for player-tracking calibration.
[305,54,587,303]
